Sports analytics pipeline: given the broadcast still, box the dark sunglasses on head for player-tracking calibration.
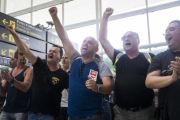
[80,63,85,75]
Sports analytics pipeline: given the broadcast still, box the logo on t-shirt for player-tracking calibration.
[161,64,173,76]
[52,77,60,85]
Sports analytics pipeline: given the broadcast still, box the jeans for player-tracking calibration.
[0,111,28,120]
[69,113,102,120]
[28,113,54,120]
[103,100,112,120]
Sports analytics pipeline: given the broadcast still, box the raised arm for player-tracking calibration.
[6,26,37,65]
[49,7,76,59]
[1,68,33,92]
[99,8,114,60]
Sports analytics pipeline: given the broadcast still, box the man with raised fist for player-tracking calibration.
[49,7,113,120]
[5,25,69,120]
[99,8,155,120]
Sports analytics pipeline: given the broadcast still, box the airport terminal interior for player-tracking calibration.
[0,0,180,120]
[0,0,179,70]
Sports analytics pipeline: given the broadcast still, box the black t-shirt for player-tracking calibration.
[148,50,180,120]
[31,57,69,117]
[113,49,154,108]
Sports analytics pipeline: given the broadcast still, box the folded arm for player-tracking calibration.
[146,70,179,89]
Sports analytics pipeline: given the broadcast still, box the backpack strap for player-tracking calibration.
[113,52,152,72]
[142,52,152,64]
[113,52,124,72]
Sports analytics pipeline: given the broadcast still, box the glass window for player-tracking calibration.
[151,46,168,55]
[33,0,54,6]
[52,32,58,36]
[6,0,31,14]
[67,25,96,52]
[148,0,178,7]
[32,4,62,28]
[140,48,150,52]
[52,32,79,50]
[107,14,149,50]
[64,0,96,25]
[149,6,180,44]
[102,0,146,15]
[15,13,31,24]
[103,54,113,72]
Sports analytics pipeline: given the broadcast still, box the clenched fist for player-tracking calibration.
[49,7,58,17]
[85,76,98,92]
[6,25,16,35]
[103,8,114,18]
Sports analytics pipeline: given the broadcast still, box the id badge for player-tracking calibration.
[89,69,98,81]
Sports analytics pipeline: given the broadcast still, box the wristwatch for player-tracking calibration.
[97,84,101,93]
[10,78,15,84]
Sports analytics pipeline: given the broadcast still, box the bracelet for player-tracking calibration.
[10,78,14,84]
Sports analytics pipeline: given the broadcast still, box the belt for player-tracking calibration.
[120,103,152,112]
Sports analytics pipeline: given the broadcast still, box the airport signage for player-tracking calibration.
[0,12,46,40]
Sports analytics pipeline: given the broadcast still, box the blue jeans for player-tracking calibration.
[28,113,54,120]
[69,114,102,120]
[0,111,28,120]
[103,101,112,120]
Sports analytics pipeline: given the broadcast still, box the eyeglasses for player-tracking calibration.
[121,34,136,41]
[163,27,180,36]
[80,63,85,75]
